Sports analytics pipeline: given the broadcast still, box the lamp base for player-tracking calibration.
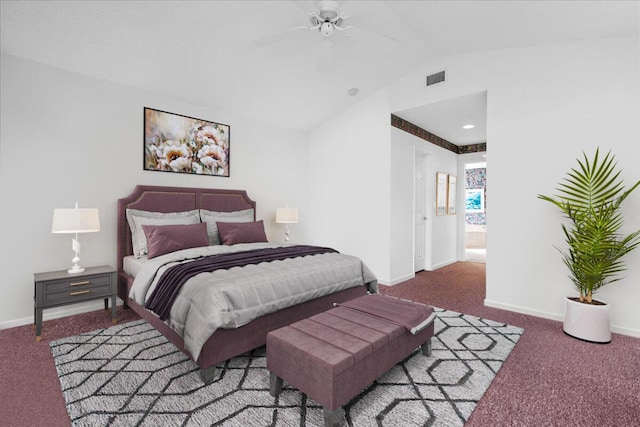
[68,254,84,274]
[68,266,85,274]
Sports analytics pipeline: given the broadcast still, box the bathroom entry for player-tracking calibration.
[465,161,486,262]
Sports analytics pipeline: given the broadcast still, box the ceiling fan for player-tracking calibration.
[253,0,397,71]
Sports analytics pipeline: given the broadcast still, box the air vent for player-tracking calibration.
[426,70,446,87]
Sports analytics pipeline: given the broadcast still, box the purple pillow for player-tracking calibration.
[216,220,268,245]
[142,222,209,259]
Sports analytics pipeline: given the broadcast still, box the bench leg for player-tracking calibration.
[270,372,283,397]
[421,338,432,357]
[199,366,217,384]
[323,407,345,427]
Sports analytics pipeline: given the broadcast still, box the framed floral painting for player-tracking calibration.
[144,107,230,177]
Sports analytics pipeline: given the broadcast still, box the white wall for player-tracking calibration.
[307,35,639,336]
[389,127,416,283]
[307,89,392,283]
[0,54,311,328]
[306,89,459,285]
[390,127,458,280]
[387,36,640,336]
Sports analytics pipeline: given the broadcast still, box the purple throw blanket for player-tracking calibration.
[339,294,435,334]
[146,245,337,320]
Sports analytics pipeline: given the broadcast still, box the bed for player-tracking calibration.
[117,185,377,383]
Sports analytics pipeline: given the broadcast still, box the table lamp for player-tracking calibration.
[51,202,100,273]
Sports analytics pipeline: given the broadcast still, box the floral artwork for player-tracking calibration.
[144,108,230,177]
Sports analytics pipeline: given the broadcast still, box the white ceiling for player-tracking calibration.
[1,1,638,135]
[395,91,488,146]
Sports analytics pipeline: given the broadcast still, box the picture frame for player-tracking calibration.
[144,107,230,177]
[436,172,448,216]
[447,175,457,215]
[466,189,485,212]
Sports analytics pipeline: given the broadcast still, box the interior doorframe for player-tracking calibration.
[414,146,433,271]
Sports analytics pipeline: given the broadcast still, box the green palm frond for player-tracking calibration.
[538,148,640,302]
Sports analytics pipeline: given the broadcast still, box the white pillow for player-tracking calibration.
[199,208,254,245]
[126,209,200,258]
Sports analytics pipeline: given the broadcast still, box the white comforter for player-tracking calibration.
[129,243,377,361]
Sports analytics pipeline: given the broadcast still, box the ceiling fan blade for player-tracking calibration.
[344,15,399,45]
[316,38,333,72]
[253,26,311,48]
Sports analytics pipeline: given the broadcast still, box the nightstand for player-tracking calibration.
[33,265,117,341]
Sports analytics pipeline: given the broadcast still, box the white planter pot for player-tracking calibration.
[563,297,611,343]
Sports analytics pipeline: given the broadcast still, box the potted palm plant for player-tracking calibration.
[538,148,640,343]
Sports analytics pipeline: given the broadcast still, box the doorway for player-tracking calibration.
[464,161,486,262]
[394,90,487,275]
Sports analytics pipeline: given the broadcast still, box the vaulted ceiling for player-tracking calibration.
[2,1,637,135]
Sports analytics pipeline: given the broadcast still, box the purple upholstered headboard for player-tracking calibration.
[117,185,256,272]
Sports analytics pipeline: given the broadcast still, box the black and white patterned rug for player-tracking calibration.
[51,308,523,426]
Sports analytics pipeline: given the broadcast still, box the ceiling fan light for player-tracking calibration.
[320,22,334,37]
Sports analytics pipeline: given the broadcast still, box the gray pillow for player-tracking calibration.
[199,208,254,245]
[126,209,200,258]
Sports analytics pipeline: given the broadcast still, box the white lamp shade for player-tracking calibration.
[276,207,299,224]
[52,208,100,233]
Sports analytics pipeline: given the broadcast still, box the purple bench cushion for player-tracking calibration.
[339,293,435,334]
[307,311,396,352]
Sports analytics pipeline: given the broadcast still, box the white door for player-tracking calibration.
[414,150,429,271]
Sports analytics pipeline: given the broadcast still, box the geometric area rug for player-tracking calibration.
[50,308,523,427]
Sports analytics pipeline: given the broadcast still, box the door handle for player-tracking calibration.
[70,280,90,287]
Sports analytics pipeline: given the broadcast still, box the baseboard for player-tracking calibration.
[609,325,640,338]
[484,299,563,322]
[484,299,640,338]
[0,299,124,330]
[429,258,457,271]
[384,272,416,286]
[380,260,459,285]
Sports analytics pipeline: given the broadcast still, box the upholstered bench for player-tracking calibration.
[267,294,436,427]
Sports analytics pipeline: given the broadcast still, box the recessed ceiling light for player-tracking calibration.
[463,124,475,129]
[347,87,359,96]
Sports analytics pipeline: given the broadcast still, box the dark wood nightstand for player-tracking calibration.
[33,265,117,341]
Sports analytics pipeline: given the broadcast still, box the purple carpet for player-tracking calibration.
[1,261,638,426]
[382,262,640,426]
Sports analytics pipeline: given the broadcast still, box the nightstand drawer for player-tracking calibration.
[42,274,112,294]
[44,283,113,304]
